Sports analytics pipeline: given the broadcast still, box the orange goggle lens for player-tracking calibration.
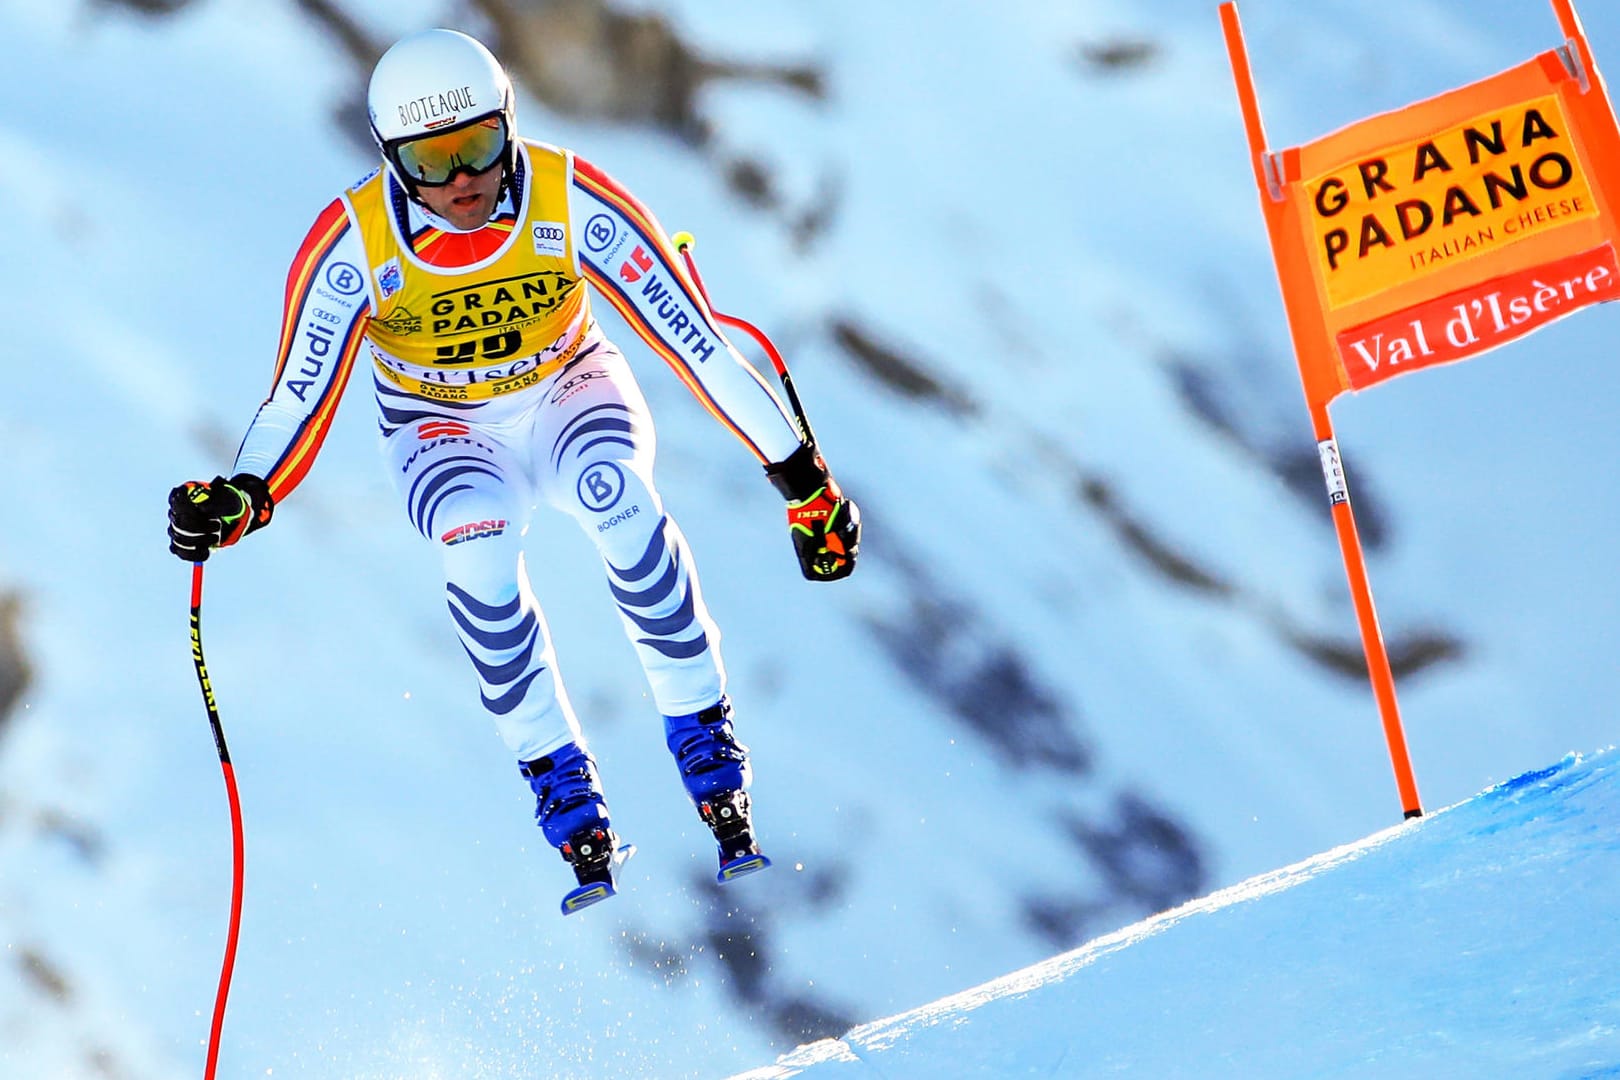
[393,116,507,186]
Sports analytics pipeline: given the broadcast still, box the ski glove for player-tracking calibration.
[765,443,861,581]
[167,474,274,562]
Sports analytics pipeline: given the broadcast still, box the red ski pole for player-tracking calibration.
[671,231,819,449]
[188,562,245,1080]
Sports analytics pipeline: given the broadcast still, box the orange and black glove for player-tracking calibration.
[765,443,860,581]
[167,474,274,562]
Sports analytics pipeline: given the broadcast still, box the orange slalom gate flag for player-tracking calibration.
[1223,0,1620,822]
[1255,21,1620,410]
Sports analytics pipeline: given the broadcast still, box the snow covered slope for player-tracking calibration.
[737,749,1620,1079]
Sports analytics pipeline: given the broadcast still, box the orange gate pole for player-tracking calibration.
[1309,407,1423,819]
[1219,1,1423,819]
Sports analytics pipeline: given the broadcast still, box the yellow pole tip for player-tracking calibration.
[672,230,695,251]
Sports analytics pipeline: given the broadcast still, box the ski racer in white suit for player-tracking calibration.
[166,28,861,906]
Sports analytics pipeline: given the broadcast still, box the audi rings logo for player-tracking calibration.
[583,214,617,253]
[532,220,566,257]
[325,262,365,295]
[577,461,626,512]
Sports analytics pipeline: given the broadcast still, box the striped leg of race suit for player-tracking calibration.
[378,379,582,762]
[535,343,726,717]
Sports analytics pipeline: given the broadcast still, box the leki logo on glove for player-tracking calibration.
[789,490,836,529]
[441,518,507,545]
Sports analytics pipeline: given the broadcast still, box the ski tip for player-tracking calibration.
[561,880,616,915]
[717,852,772,884]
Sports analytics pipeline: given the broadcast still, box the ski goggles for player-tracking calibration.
[390,115,508,186]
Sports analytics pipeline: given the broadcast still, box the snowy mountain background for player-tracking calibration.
[2,0,1616,1077]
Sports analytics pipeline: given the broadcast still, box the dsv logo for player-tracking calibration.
[576,461,625,512]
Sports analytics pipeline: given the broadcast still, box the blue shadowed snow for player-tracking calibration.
[738,750,1620,1078]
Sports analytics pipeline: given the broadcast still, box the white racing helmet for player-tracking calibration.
[367,29,518,195]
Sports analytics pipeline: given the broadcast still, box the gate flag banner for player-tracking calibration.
[1234,4,1620,410]
[1220,0,1620,821]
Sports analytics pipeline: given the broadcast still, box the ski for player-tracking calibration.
[560,841,635,916]
[717,851,772,883]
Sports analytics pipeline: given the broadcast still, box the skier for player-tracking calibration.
[166,28,860,913]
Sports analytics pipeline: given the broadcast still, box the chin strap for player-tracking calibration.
[501,151,523,205]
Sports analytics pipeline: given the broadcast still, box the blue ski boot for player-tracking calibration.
[664,697,772,882]
[520,743,633,914]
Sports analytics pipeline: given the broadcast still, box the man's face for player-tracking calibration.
[415,165,504,230]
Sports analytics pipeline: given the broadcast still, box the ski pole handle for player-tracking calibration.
[190,563,230,761]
